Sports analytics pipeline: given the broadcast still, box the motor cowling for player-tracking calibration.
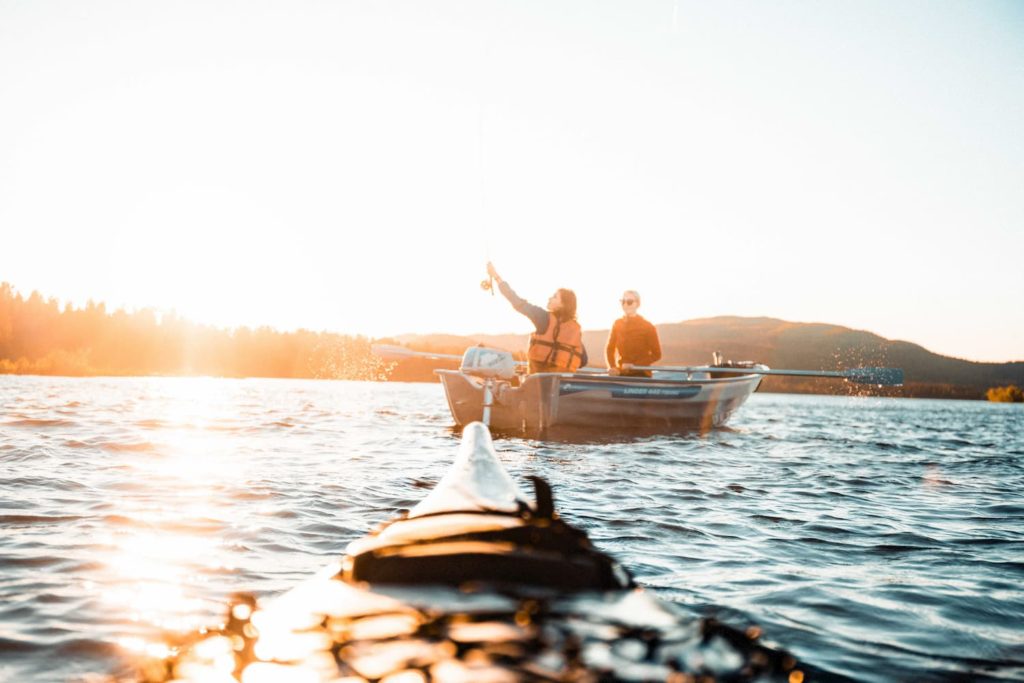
[460,346,517,380]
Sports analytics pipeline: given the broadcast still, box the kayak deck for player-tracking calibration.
[142,423,801,682]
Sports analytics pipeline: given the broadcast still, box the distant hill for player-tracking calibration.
[391,316,1024,399]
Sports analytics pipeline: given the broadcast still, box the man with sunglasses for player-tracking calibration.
[605,290,662,377]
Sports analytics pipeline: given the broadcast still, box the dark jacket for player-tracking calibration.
[605,315,661,371]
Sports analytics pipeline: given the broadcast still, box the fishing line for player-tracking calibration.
[477,6,496,295]
[479,79,493,295]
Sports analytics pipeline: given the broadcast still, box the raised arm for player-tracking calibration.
[487,262,549,334]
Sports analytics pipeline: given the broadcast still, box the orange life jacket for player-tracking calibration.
[528,313,583,373]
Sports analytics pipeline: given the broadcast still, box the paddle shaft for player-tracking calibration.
[372,345,467,363]
[372,344,606,373]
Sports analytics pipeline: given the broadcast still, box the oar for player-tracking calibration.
[371,344,608,374]
[626,364,904,386]
[370,345,904,385]
[371,344,467,363]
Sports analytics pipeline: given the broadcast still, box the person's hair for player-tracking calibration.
[556,288,577,322]
[623,290,640,304]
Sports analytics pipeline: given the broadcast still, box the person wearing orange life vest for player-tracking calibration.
[605,290,661,377]
[486,262,588,374]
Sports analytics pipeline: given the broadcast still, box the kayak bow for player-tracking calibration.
[147,423,802,682]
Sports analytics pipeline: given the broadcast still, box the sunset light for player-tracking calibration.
[2,3,1022,683]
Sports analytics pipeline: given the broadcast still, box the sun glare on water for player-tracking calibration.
[104,532,220,632]
[100,378,269,660]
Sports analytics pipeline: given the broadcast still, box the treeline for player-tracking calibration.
[5,282,1020,400]
[0,283,391,380]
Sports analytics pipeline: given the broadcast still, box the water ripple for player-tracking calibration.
[0,377,1021,682]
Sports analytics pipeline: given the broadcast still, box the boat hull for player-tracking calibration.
[436,369,764,434]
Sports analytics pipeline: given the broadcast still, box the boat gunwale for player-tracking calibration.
[434,368,768,387]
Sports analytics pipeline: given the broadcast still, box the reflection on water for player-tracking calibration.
[0,375,1022,682]
[105,532,220,631]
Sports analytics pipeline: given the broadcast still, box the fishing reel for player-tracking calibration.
[480,275,494,295]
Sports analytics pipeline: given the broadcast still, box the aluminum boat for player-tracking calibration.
[436,352,766,435]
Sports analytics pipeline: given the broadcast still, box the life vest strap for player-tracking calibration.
[530,337,584,359]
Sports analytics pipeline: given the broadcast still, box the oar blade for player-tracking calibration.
[845,367,904,386]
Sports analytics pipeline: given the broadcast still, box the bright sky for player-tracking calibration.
[1,0,1021,362]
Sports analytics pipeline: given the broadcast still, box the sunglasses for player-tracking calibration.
[620,299,636,305]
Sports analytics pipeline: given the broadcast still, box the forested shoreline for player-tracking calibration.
[3,282,1020,401]
[0,283,389,380]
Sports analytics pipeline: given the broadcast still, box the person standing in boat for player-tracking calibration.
[485,262,588,374]
[605,290,662,377]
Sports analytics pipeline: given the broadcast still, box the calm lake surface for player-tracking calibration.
[1,375,1022,682]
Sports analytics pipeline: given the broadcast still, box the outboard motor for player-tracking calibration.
[459,346,517,426]
[459,346,517,380]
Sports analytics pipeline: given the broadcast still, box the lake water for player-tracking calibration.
[1,375,1022,682]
